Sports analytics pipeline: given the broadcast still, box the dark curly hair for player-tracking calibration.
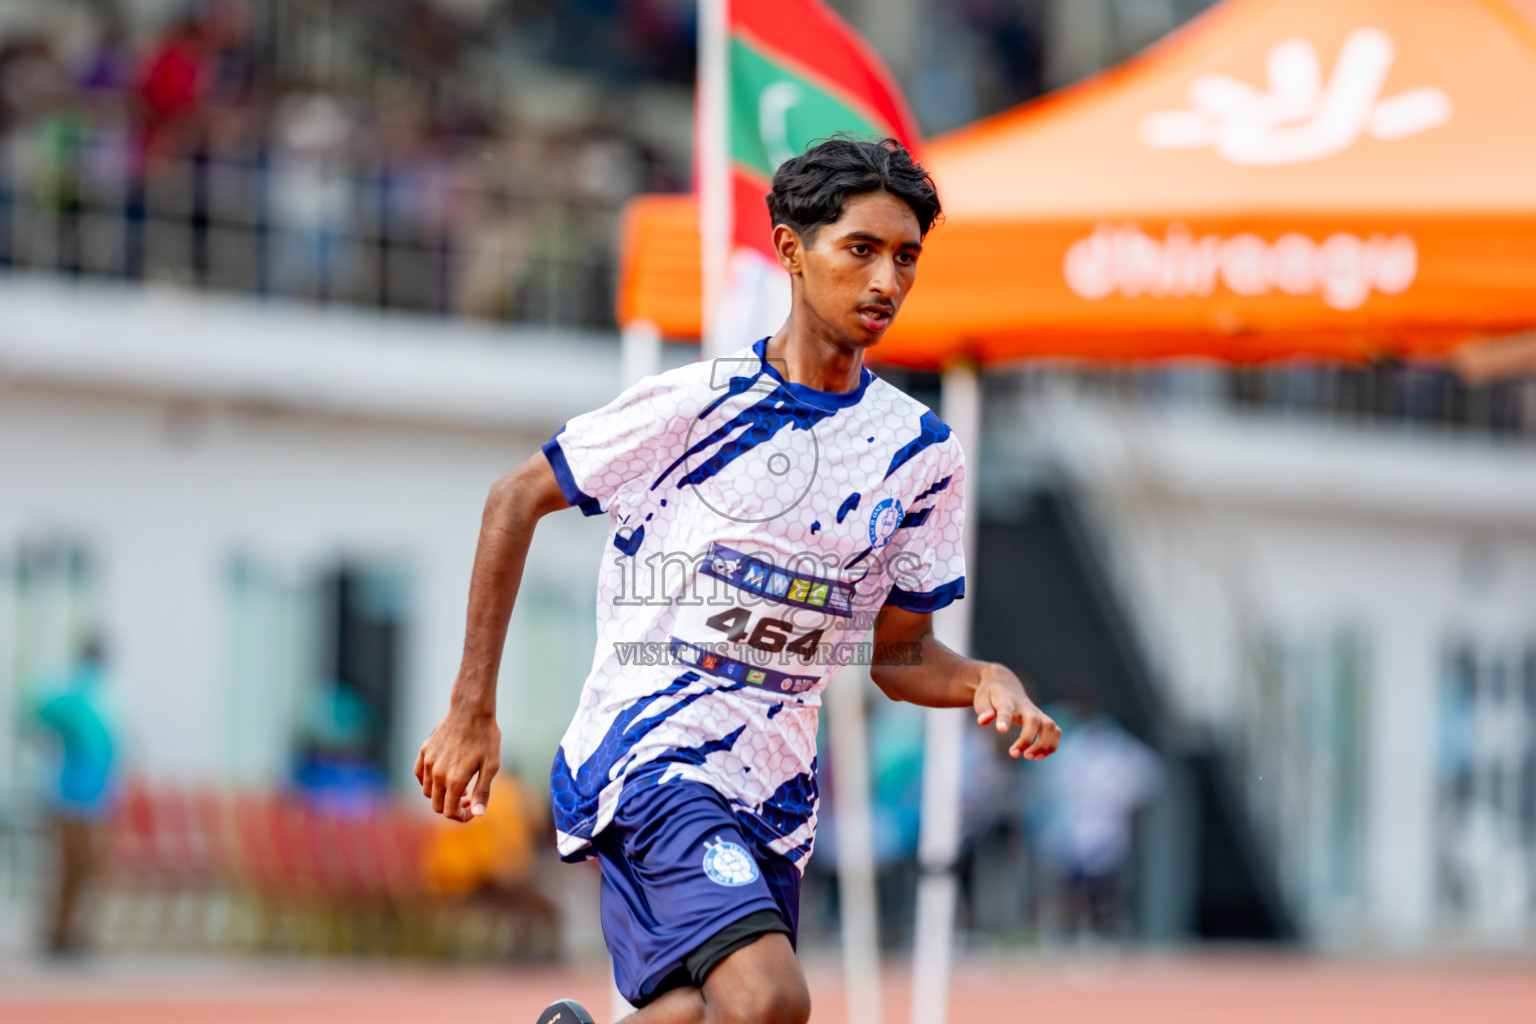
[766,136,941,245]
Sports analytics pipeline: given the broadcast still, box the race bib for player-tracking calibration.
[666,542,869,695]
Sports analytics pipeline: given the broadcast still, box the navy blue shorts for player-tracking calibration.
[595,779,801,1007]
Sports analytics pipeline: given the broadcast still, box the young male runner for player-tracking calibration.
[415,137,1059,1024]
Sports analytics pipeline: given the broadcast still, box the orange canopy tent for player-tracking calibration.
[618,0,1536,369]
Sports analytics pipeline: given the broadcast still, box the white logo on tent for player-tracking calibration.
[1139,27,1451,166]
[1064,224,1417,310]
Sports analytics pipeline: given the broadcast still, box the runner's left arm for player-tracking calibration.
[870,607,1060,761]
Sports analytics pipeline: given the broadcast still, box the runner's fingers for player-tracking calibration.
[413,748,425,787]
[442,771,471,821]
[472,760,499,817]
[1010,714,1042,759]
[1027,718,1062,759]
[992,694,1019,732]
[430,769,449,814]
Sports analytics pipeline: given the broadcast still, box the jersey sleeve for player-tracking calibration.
[542,373,689,517]
[882,444,967,613]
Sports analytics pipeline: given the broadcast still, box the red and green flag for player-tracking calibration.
[722,0,923,257]
[698,0,923,347]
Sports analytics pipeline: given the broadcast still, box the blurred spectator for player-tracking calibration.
[77,13,134,97]
[292,681,388,817]
[197,0,256,105]
[1029,699,1162,943]
[0,0,696,322]
[424,774,538,896]
[0,34,70,130]
[0,0,1119,330]
[270,89,356,298]
[454,187,534,318]
[22,634,121,956]
[869,699,925,865]
[423,773,561,960]
[135,15,212,169]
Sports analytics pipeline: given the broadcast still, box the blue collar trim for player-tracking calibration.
[753,337,873,410]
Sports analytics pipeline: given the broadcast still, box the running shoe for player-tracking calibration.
[536,998,597,1024]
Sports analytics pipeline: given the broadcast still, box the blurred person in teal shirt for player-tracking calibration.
[24,635,120,955]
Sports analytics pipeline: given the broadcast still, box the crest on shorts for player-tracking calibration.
[701,837,759,887]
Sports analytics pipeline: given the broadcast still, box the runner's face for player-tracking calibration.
[797,190,922,349]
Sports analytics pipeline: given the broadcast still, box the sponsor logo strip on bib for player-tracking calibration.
[699,542,856,617]
[669,638,819,695]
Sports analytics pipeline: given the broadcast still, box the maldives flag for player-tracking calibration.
[699,0,924,351]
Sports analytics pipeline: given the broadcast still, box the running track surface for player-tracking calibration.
[3,956,1534,1023]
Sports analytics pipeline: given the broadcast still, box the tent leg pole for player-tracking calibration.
[610,319,661,1024]
[620,319,663,386]
[830,662,885,1024]
[911,361,981,1024]
[911,710,963,1024]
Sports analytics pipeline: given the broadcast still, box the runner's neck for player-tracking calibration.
[764,325,865,395]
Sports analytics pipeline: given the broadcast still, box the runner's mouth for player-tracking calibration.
[857,306,894,333]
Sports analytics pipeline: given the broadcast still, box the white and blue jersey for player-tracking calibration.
[542,338,966,871]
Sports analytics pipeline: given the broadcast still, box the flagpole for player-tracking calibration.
[693,11,894,1024]
[698,0,732,361]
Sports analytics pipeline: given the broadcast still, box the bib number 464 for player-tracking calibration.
[704,607,824,663]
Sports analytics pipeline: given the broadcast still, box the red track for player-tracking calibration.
[3,955,1534,1023]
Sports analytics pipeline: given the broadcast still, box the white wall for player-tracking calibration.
[0,278,617,791]
[1013,390,1536,948]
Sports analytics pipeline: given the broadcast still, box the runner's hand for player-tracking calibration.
[973,666,1060,760]
[414,706,501,822]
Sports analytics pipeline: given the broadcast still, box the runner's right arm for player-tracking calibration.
[414,452,570,822]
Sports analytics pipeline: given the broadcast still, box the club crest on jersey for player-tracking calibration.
[869,498,904,549]
[702,837,759,887]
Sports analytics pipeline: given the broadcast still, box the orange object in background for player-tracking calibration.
[421,776,538,897]
[618,194,703,340]
[619,0,1536,368]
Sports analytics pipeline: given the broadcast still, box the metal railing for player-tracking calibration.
[999,362,1536,440]
[0,127,625,328]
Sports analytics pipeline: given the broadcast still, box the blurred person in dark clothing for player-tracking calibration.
[197,0,256,104]
[23,635,120,956]
[76,1,135,96]
[0,35,70,130]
